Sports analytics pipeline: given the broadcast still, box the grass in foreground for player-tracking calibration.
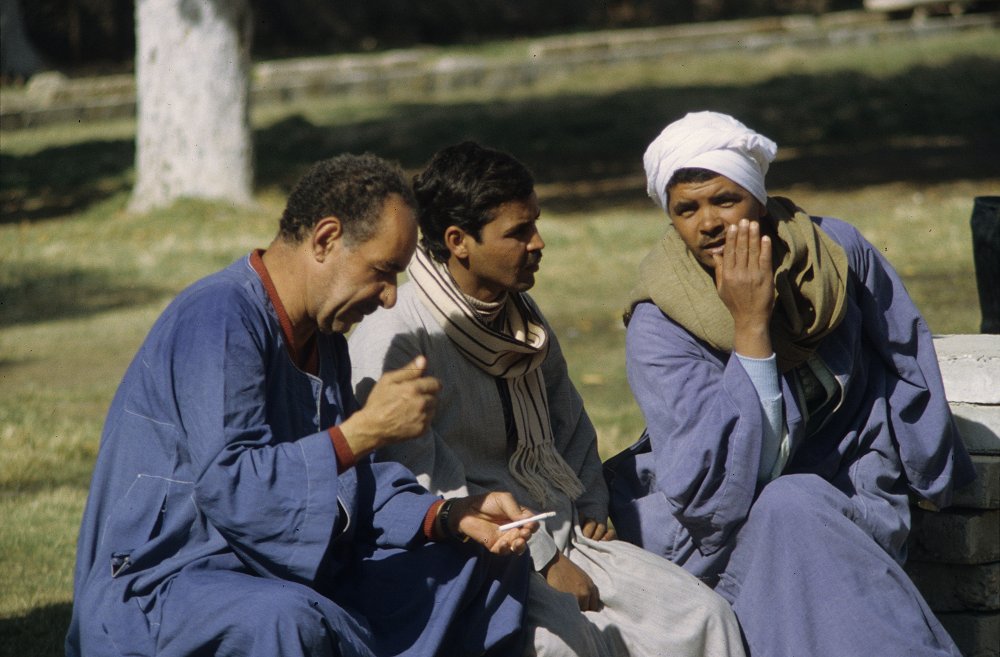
[1,27,998,656]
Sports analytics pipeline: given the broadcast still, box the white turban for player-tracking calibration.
[643,111,777,211]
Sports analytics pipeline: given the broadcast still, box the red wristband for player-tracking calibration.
[328,426,357,474]
[423,499,445,541]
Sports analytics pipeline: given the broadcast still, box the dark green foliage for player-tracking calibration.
[17,0,867,69]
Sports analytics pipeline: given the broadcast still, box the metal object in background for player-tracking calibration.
[971,195,1000,334]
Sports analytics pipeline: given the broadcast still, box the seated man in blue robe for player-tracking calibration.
[605,111,975,657]
[66,154,540,657]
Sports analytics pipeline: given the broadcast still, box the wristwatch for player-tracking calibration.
[437,499,470,543]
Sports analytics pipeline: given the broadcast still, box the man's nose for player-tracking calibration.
[529,227,545,251]
[380,284,397,309]
[698,208,725,234]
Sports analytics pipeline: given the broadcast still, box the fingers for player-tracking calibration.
[747,220,761,270]
[464,516,532,555]
[722,223,737,271]
[351,355,441,448]
[452,493,540,555]
[580,519,608,541]
[489,492,533,523]
[487,529,530,556]
[759,234,772,273]
[723,219,765,272]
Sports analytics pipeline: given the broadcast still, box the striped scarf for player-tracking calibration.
[408,246,585,505]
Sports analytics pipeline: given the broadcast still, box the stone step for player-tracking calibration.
[953,455,1000,509]
[906,561,1000,611]
[935,334,1000,405]
[909,508,1000,564]
[951,402,1000,456]
[935,611,1000,657]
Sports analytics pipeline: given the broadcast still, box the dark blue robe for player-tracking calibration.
[66,254,528,657]
[607,216,975,657]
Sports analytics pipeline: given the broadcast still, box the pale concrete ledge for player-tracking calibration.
[908,334,1000,657]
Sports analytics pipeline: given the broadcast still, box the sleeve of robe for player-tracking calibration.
[166,285,435,585]
[815,217,975,507]
[626,301,766,555]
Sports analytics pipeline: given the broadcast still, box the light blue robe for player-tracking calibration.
[66,254,529,657]
[607,215,975,657]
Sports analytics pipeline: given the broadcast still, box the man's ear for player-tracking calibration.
[444,225,470,259]
[311,216,344,261]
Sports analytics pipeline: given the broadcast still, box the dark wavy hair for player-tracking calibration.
[413,142,535,262]
[278,153,416,245]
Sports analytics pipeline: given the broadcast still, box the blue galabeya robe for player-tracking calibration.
[66,254,529,657]
[607,215,975,657]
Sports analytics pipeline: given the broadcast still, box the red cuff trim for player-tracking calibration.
[423,499,445,541]
[328,426,356,474]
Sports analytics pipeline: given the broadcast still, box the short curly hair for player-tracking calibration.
[413,142,535,263]
[279,154,416,245]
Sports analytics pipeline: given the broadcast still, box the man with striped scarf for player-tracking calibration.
[349,142,745,657]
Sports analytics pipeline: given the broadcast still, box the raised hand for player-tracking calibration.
[713,218,775,358]
[340,355,441,458]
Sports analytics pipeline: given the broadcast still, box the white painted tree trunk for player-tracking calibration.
[130,0,254,212]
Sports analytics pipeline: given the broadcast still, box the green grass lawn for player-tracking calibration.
[2,27,998,655]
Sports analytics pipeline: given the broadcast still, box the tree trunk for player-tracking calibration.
[130,0,254,213]
[0,0,46,79]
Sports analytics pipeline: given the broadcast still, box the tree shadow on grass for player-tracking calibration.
[0,139,134,224]
[0,264,171,328]
[255,55,1000,209]
[0,602,71,657]
[3,55,998,223]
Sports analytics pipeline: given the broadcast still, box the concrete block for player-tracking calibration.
[936,611,1000,657]
[934,334,1000,404]
[952,455,1000,509]
[909,508,999,564]
[951,402,1000,456]
[906,561,1000,612]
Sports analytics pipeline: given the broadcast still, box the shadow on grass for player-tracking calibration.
[2,55,998,223]
[254,55,1000,205]
[0,139,134,224]
[0,602,71,657]
[0,264,171,328]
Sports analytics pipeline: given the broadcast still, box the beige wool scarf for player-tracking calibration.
[409,246,585,505]
[626,197,850,372]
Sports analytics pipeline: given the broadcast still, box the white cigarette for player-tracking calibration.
[498,511,556,532]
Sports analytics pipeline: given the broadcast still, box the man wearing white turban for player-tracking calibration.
[605,111,975,657]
